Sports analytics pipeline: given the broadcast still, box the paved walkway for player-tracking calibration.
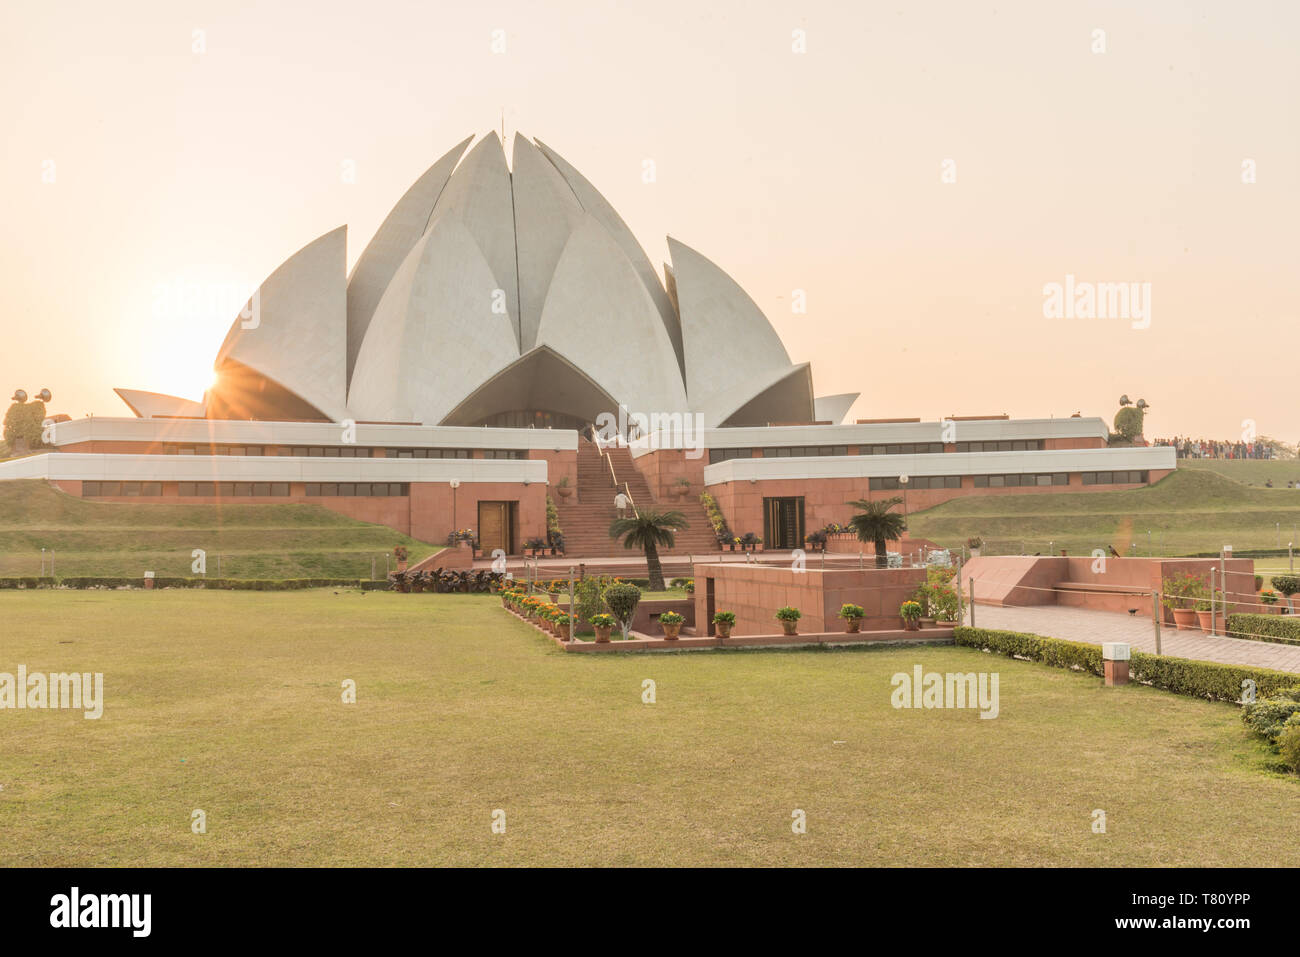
[972,604,1300,674]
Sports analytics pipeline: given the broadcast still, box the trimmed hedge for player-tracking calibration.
[1226,613,1300,647]
[954,627,1103,675]
[0,576,389,591]
[955,626,1300,703]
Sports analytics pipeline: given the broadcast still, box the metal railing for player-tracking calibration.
[586,425,640,518]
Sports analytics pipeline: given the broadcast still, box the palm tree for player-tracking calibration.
[847,496,907,567]
[609,509,689,591]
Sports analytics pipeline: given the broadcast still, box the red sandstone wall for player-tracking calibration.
[54,480,548,553]
[692,562,926,635]
[630,448,708,501]
[708,474,1152,543]
[528,449,577,491]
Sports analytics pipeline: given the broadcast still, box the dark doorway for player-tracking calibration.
[763,496,805,550]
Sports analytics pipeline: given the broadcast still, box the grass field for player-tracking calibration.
[2,589,1297,867]
[1179,458,1300,487]
[0,479,438,579]
[908,468,1300,557]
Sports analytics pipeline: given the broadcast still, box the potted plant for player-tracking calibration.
[775,606,801,636]
[838,602,865,633]
[1161,573,1205,629]
[524,536,547,558]
[712,610,735,639]
[966,537,983,558]
[1260,589,1280,608]
[805,529,827,552]
[1194,595,1214,632]
[672,477,690,500]
[590,612,616,643]
[899,600,922,630]
[394,545,409,572]
[554,612,572,641]
[658,610,684,640]
[741,532,759,552]
[555,476,574,500]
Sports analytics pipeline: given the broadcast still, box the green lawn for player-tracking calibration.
[1179,458,1300,488]
[1,590,1296,867]
[908,469,1300,557]
[0,479,438,579]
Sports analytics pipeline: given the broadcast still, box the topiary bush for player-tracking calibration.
[604,583,642,639]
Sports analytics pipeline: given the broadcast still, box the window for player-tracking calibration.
[956,440,1044,453]
[83,481,99,496]
[760,446,850,458]
[708,448,752,464]
[482,449,525,460]
[862,443,944,456]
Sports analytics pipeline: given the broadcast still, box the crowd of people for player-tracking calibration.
[1151,437,1280,460]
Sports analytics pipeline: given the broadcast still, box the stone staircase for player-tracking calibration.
[553,438,719,558]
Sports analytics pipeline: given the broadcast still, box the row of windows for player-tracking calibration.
[955,440,1044,453]
[870,472,1143,491]
[84,481,410,497]
[870,475,963,490]
[82,481,163,496]
[1082,471,1149,485]
[862,443,946,456]
[709,448,753,463]
[711,441,1043,462]
[162,444,523,459]
[304,483,410,497]
[385,448,470,459]
[165,444,374,457]
[973,473,1070,488]
[178,482,292,497]
[761,446,850,458]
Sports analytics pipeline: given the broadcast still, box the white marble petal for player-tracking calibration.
[345,135,472,382]
[535,216,689,417]
[347,218,520,425]
[214,226,348,421]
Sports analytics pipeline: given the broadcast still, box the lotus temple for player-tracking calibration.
[0,130,1174,557]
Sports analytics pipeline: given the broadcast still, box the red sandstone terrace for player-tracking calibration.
[2,416,1175,559]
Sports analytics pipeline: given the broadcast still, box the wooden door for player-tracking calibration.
[478,501,509,553]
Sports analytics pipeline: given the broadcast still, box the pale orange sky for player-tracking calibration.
[2,0,1296,441]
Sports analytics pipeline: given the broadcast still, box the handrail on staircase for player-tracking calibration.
[585,424,640,518]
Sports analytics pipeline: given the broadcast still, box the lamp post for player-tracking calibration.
[898,474,909,516]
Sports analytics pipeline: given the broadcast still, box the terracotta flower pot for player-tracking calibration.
[780,620,798,636]
[662,622,682,640]
[594,625,612,643]
[1196,610,1214,632]
[844,618,862,634]
[557,486,573,499]
[1171,608,1197,630]
[920,617,936,629]
[557,623,571,641]
[903,618,919,631]
[714,622,733,639]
